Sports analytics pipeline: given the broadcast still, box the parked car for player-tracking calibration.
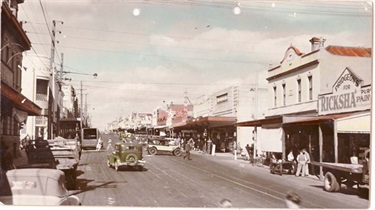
[0,168,80,205]
[147,137,181,156]
[107,142,146,171]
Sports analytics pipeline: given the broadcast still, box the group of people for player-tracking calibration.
[268,148,311,177]
[291,149,311,177]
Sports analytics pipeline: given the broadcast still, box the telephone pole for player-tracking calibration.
[49,20,63,139]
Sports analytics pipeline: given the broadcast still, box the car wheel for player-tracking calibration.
[126,154,139,166]
[173,148,181,156]
[148,147,157,155]
[115,162,120,171]
[139,166,143,171]
[324,172,340,192]
[289,164,296,174]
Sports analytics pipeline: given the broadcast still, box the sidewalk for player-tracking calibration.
[190,150,321,182]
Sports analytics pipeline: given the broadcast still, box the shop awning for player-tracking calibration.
[173,116,236,129]
[1,82,41,116]
[336,112,370,134]
[236,116,282,127]
[282,112,353,126]
[154,125,167,129]
[260,127,283,152]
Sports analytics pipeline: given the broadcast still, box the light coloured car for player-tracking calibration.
[0,168,80,205]
[147,137,181,156]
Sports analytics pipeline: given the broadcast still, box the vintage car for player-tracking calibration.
[107,142,146,171]
[0,168,80,205]
[147,137,181,156]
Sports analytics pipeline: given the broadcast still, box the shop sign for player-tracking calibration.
[318,68,371,115]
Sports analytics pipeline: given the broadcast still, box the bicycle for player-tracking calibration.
[252,155,264,167]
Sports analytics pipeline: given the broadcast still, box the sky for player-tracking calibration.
[18,0,373,130]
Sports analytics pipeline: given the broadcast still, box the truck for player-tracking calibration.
[23,136,81,190]
[311,149,370,195]
[59,118,82,158]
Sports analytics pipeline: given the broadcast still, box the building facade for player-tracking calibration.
[1,0,41,166]
[238,37,371,176]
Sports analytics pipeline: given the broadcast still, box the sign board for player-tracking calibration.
[318,68,371,115]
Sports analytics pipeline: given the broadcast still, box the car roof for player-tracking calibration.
[115,142,142,147]
[6,169,64,181]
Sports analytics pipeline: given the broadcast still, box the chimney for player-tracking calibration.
[309,37,326,51]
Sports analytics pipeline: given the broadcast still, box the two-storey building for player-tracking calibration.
[238,37,371,175]
[1,0,41,165]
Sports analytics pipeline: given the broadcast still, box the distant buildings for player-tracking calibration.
[108,37,371,167]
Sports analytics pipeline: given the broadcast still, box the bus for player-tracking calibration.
[81,128,100,149]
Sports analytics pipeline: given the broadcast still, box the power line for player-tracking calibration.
[59,45,270,65]
[72,79,258,86]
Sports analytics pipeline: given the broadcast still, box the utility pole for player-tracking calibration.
[60,53,64,82]
[80,81,83,128]
[49,20,63,139]
[84,93,88,127]
[49,20,56,139]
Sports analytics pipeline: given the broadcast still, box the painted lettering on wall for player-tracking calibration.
[334,72,361,92]
[320,92,356,112]
[318,68,371,115]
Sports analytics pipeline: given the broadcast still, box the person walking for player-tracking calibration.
[295,150,307,177]
[96,137,103,151]
[106,137,113,151]
[183,138,193,160]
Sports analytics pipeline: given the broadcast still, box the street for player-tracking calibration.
[73,134,369,208]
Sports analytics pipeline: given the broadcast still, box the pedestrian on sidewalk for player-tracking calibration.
[302,148,310,176]
[295,150,307,177]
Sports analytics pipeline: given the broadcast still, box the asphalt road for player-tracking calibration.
[73,134,369,208]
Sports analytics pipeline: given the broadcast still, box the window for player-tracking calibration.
[297,79,301,102]
[216,93,228,104]
[308,76,313,100]
[273,86,277,107]
[282,84,286,106]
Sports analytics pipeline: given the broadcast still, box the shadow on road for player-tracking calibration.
[310,185,369,200]
[111,166,149,172]
[71,179,124,196]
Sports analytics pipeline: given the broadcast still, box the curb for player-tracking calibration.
[191,150,322,182]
